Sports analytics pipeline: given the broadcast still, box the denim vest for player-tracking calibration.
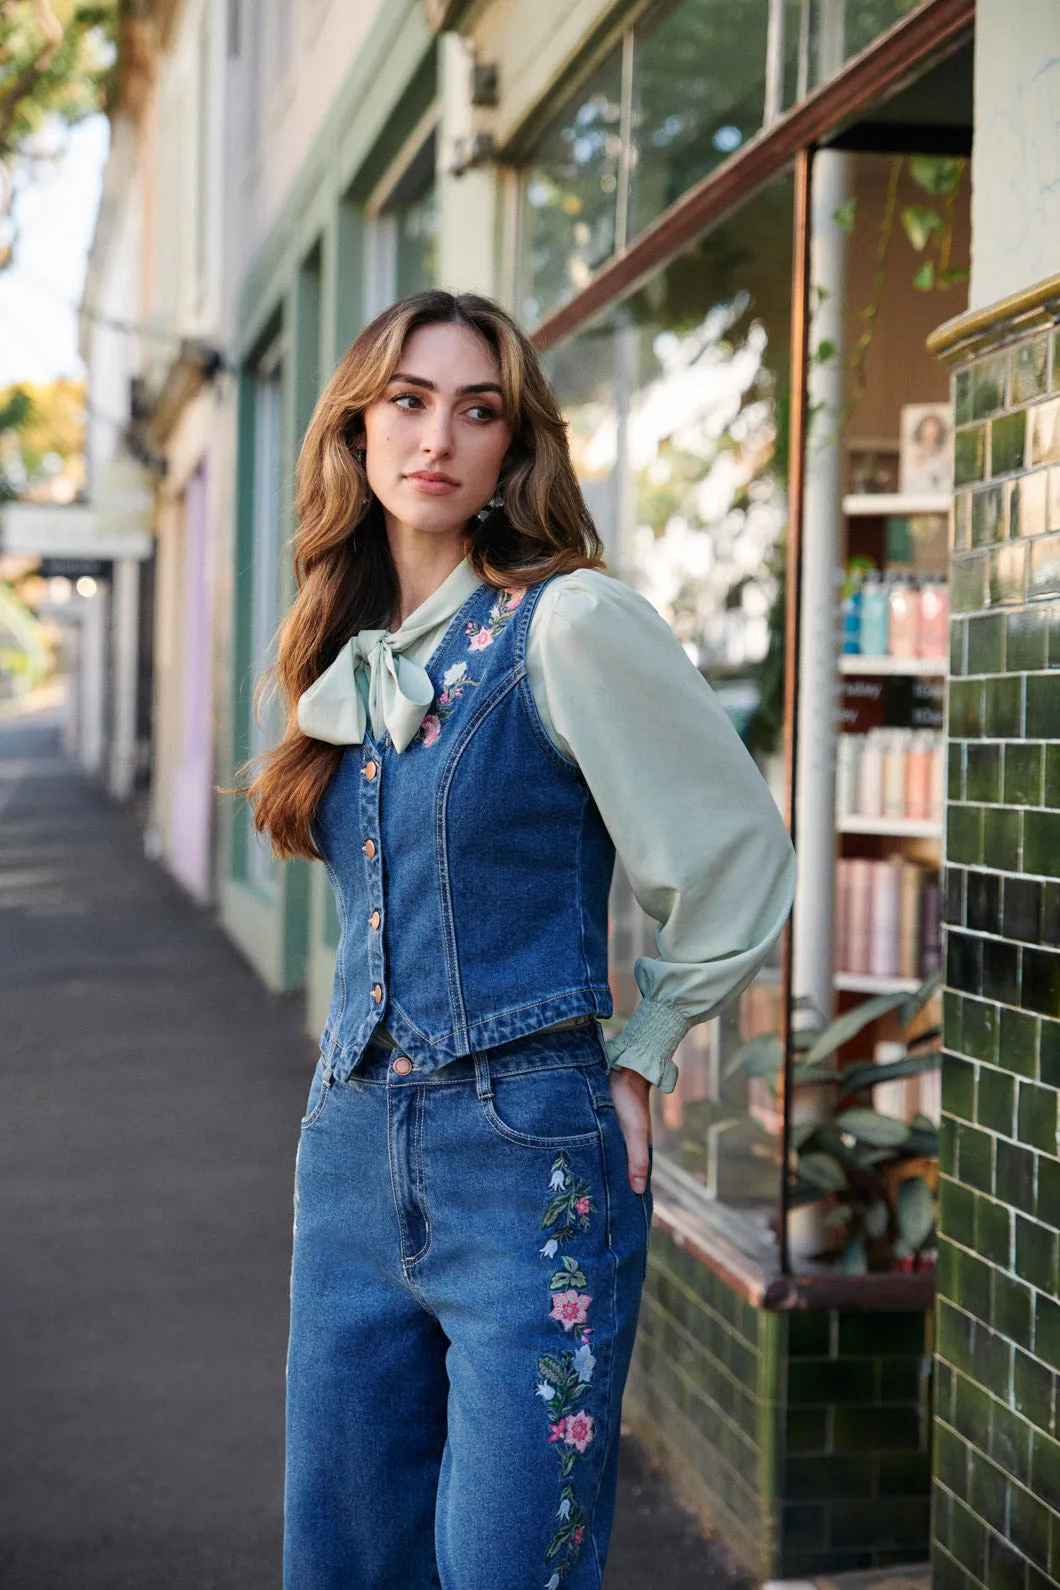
[314,576,616,1080]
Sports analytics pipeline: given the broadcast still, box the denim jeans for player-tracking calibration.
[284,1021,651,1589]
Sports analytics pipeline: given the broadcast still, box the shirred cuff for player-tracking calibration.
[604,998,689,1094]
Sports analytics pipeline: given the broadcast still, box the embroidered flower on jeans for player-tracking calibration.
[562,1412,595,1454]
[549,1290,592,1333]
[420,714,441,748]
[442,661,468,689]
[536,1151,597,1579]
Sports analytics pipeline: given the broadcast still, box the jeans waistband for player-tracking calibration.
[348,1016,605,1087]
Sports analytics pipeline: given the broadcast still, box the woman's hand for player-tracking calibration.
[608,1066,652,1194]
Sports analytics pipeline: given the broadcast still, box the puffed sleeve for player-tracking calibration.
[527,570,797,1092]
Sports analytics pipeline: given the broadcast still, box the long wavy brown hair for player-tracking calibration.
[245,289,604,860]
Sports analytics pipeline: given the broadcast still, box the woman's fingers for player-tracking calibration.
[607,1066,652,1194]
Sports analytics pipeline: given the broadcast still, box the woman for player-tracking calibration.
[249,290,796,1590]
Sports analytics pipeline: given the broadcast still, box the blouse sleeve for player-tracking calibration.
[526,570,797,1093]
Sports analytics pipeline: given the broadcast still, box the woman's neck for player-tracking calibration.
[386,520,469,630]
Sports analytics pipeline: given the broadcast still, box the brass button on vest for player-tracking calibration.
[369,910,381,931]
[392,1056,413,1076]
[363,838,376,859]
[363,760,377,781]
[371,983,383,1004]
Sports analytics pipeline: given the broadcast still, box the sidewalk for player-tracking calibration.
[0,708,746,1590]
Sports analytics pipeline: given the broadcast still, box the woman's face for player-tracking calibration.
[360,321,514,540]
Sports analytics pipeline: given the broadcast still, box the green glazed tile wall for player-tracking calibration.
[937,319,1060,1590]
[623,1223,933,1580]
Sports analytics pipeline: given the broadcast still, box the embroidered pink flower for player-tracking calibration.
[438,690,450,706]
[574,1197,591,1215]
[468,626,493,651]
[572,1525,585,1546]
[564,1413,595,1454]
[550,1290,591,1332]
[503,587,525,609]
[420,714,441,747]
[548,1421,566,1444]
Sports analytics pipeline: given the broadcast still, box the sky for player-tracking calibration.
[0,114,110,389]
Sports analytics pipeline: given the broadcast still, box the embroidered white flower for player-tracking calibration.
[546,1576,561,1590]
[573,1343,596,1384]
[557,1497,572,1521]
[536,1380,556,1402]
[442,661,468,689]
[549,1168,567,1191]
[540,1238,559,1258]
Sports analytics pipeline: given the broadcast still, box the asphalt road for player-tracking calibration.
[0,707,747,1590]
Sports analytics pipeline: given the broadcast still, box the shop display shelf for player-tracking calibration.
[837,815,943,837]
[842,493,950,517]
[834,972,923,994]
[838,654,948,675]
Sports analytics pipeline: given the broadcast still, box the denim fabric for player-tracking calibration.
[284,1021,650,1589]
[314,578,616,1080]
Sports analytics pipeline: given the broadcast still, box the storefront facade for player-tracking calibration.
[216,0,1058,1579]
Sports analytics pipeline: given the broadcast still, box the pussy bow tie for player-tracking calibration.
[296,629,435,753]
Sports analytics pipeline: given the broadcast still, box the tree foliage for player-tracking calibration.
[0,1,118,267]
[0,377,86,499]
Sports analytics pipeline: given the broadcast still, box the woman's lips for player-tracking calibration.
[406,472,460,495]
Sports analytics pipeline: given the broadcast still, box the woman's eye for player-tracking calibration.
[467,404,500,423]
[392,393,424,411]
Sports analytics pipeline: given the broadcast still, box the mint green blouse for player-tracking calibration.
[298,558,797,1092]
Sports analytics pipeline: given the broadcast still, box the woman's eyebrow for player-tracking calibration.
[389,371,503,398]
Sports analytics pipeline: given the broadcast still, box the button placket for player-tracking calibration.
[360,746,386,1013]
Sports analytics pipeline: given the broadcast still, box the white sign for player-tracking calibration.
[0,502,154,561]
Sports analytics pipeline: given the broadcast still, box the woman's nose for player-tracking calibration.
[421,408,454,458]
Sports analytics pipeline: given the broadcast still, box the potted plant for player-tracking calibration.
[724,968,942,1272]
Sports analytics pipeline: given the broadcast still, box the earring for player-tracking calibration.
[354,446,366,465]
[475,491,503,522]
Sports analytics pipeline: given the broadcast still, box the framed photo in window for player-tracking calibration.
[899,403,952,496]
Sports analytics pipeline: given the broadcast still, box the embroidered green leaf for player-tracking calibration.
[550,1261,587,1290]
[537,1354,567,1385]
[542,1194,572,1228]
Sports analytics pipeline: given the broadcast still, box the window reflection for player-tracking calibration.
[520,49,624,325]
[629,0,773,233]
[548,175,793,1231]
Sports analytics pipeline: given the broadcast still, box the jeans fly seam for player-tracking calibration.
[404,1088,432,1272]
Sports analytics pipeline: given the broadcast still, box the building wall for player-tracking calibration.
[968,0,1060,314]
[628,1220,934,1579]
[934,307,1060,1590]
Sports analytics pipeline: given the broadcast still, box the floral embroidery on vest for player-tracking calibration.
[415,659,479,747]
[536,1150,596,1584]
[465,586,524,652]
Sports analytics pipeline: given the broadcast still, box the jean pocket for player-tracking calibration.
[300,1058,334,1130]
[477,1063,602,1149]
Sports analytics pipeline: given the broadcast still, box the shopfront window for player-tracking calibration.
[520,48,624,327]
[628,0,773,235]
[548,173,794,1234]
[364,129,438,319]
[795,0,923,96]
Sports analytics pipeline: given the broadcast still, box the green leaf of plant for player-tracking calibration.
[814,339,838,365]
[834,1108,911,1148]
[901,204,942,251]
[937,267,970,288]
[913,260,936,291]
[722,1033,782,1082]
[823,1202,854,1228]
[802,991,913,1066]
[791,1122,819,1150]
[840,1051,941,1095]
[897,1175,936,1249]
[793,1060,840,1085]
[909,155,964,196]
[833,197,858,234]
[798,1151,849,1192]
[899,967,943,1024]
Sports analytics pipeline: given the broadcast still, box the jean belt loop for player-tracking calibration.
[473,1053,493,1102]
